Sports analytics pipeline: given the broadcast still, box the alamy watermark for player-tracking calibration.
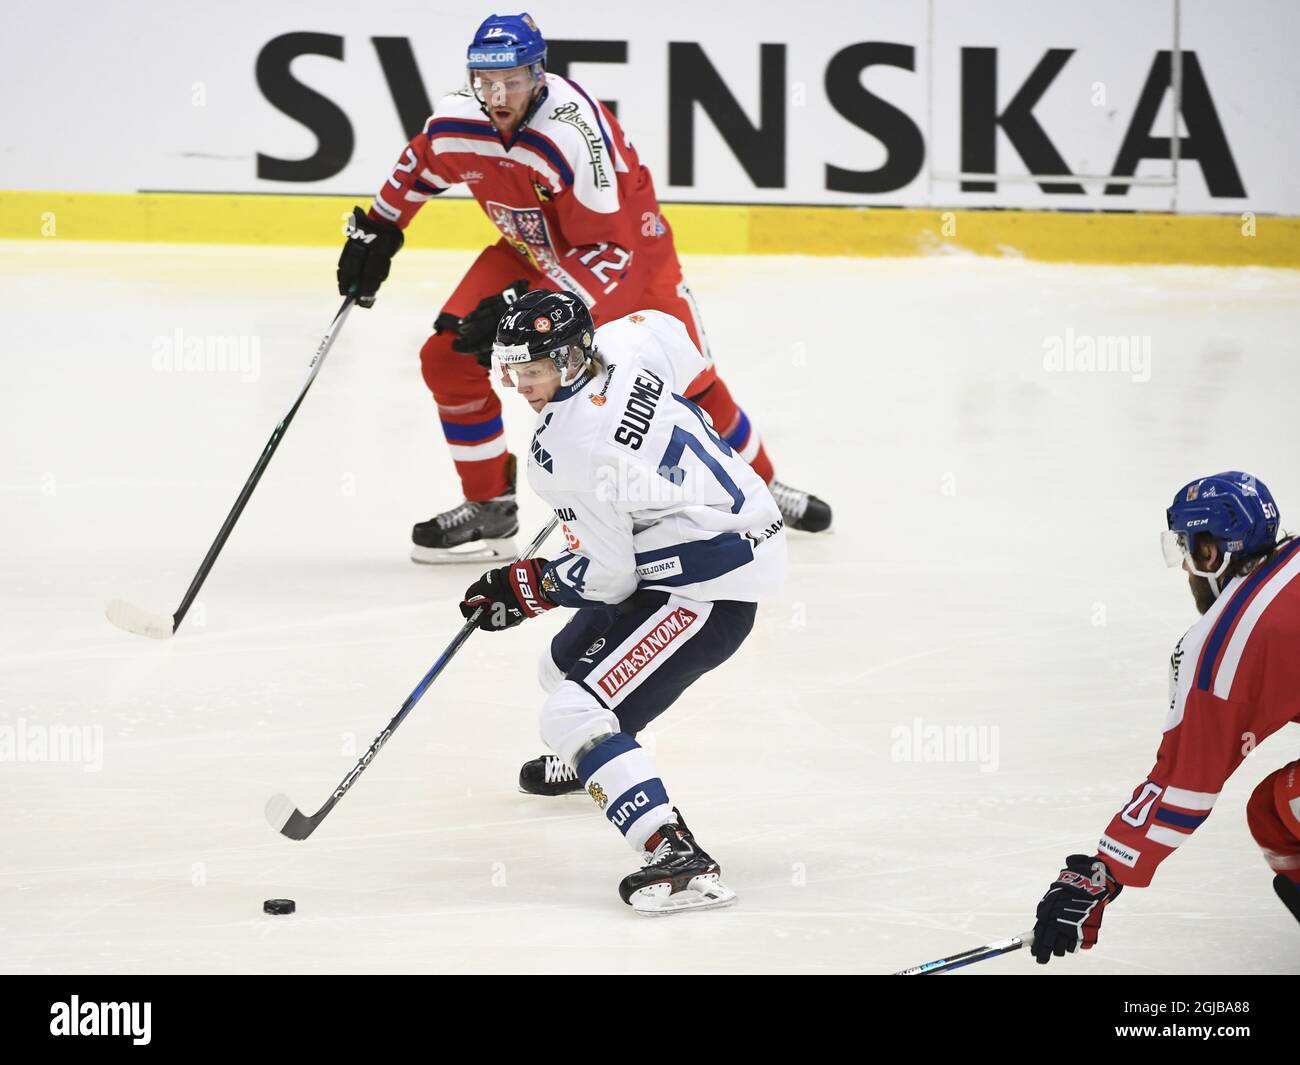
[151,330,261,382]
[890,717,1000,773]
[1043,328,1151,383]
[593,457,687,506]
[50,996,150,1045]
[0,718,104,771]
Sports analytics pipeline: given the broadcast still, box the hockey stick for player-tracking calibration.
[1274,873,1300,925]
[265,516,559,841]
[892,930,1035,975]
[105,296,357,639]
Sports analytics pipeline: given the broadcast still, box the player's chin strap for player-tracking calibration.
[559,355,595,388]
[517,80,549,130]
[1193,550,1232,599]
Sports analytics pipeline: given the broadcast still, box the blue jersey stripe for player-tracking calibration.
[424,117,574,187]
[440,416,503,443]
[1196,538,1300,691]
[634,532,754,589]
[425,118,497,139]
[514,129,575,187]
[1154,807,1208,830]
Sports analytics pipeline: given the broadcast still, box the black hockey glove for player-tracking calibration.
[337,206,405,308]
[1032,854,1123,964]
[445,279,530,367]
[460,558,555,632]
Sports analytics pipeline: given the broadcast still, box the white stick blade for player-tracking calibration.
[264,793,297,832]
[106,599,175,639]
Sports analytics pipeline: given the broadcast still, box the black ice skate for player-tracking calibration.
[518,753,583,796]
[411,455,520,564]
[618,811,736,916]
[769,479,832,533]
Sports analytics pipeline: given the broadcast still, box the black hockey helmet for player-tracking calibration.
[493,289,595,386]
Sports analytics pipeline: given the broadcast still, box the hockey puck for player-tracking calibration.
[263,898,296,916]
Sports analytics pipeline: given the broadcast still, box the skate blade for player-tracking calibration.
[410,537,519,565]
[630,874,737,917]
[517,786,586,797]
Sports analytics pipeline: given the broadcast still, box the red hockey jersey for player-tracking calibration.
[369,74,674,311]
[1097,537,1300,886]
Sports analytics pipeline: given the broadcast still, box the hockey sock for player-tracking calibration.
[576,732,674,853]
[420,330,511,501]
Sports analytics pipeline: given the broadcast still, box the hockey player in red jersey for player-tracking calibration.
[335,11,831,569]
[1032,471,1300,963]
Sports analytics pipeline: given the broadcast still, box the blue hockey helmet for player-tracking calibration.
[1162,471,1280,579]
[466,12,547,70]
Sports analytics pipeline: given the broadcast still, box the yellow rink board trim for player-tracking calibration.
[2,190,1297,266]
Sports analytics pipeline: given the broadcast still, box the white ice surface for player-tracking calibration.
[2,241,1298,974]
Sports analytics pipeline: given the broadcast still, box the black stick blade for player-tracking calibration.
[1275,874,1300,924]
[265,793,316,841]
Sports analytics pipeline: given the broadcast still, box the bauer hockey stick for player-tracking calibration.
[105,296,357,639]
[892,929,1035,975]
[265,516,559,841]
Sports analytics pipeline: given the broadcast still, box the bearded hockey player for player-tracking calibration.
[335,12,831,565]
[454,289,785,914]
[1033,472,1300,963]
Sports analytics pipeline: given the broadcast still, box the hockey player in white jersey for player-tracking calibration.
[455,289,787,913]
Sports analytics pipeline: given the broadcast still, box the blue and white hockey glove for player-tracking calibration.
[460,558,555,632]
[1032,854,1123,964]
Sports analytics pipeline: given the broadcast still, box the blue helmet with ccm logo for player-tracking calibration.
[466,12,547,70]
[1163,471,1280,578]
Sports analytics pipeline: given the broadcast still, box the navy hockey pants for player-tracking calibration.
[547,590,756,737]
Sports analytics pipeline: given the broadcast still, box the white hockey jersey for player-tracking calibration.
[530,311,787,606]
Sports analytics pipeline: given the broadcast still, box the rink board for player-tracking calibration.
[2,190,1298,267]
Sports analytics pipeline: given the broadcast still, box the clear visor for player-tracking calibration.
[1161,529,1191,568]
[493,342,588,390]
[470,64,541,110]
[495,354,559,390]
[1161,529,1232,578]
